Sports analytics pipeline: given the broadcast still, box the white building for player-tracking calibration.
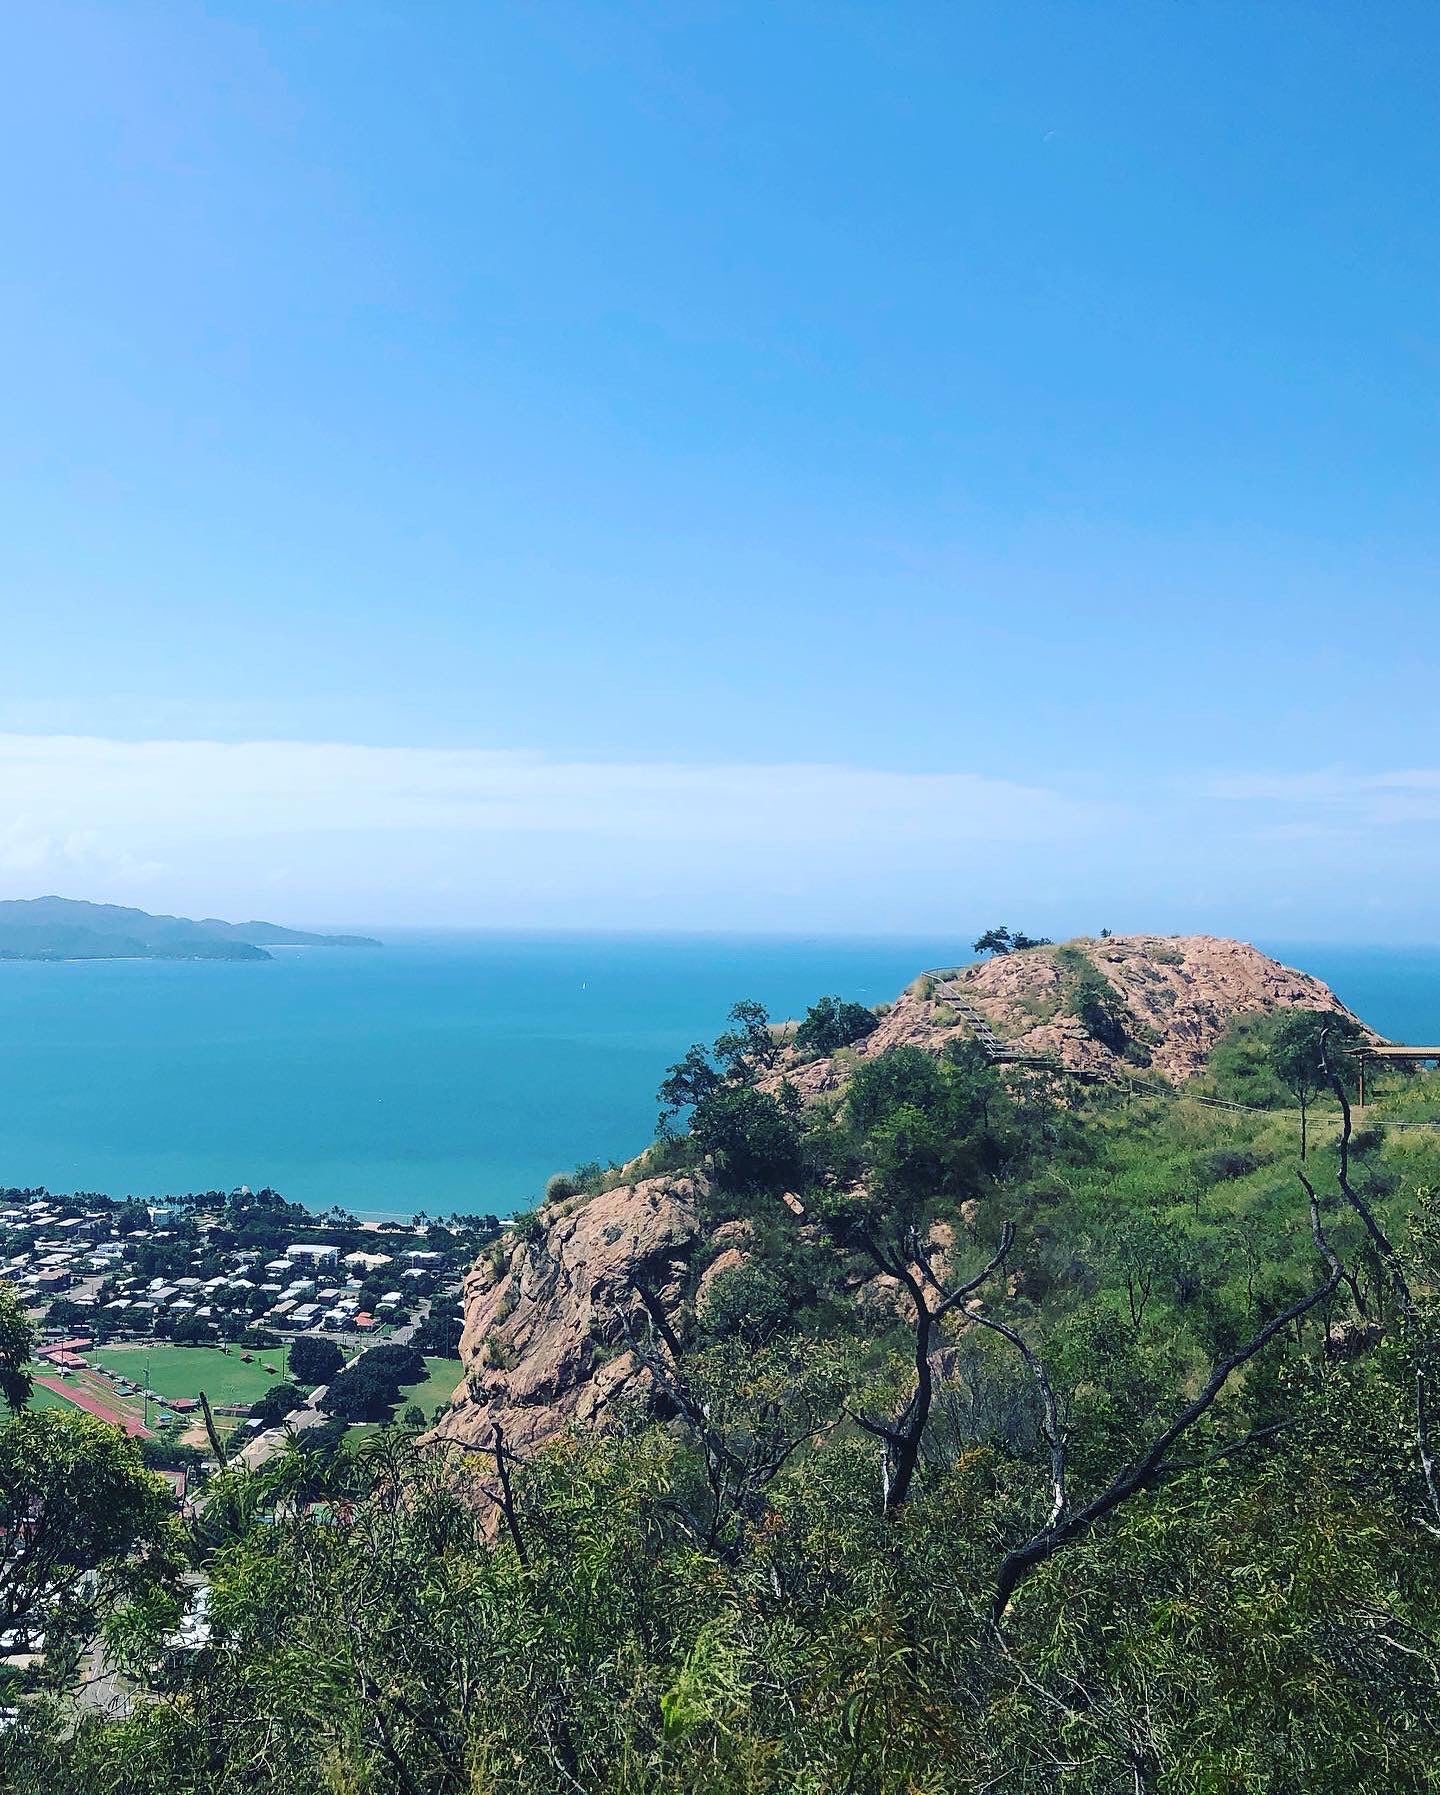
[286,1243,340,1269]
[343,1251,393,1274]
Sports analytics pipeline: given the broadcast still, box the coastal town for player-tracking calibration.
[0,1183,496,1460]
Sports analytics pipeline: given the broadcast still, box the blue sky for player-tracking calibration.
[2,3,1437,935]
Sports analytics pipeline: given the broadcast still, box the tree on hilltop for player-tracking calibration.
[973,926,1013,956]
[973,927,1052,957]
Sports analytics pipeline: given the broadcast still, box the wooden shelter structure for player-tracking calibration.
[1348,1043,1440,1106]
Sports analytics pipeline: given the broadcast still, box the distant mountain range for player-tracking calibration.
[0,897,381,962]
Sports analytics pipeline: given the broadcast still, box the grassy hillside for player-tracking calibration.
[6,1000,1440,1793]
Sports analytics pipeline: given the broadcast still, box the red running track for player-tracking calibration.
[33,1375,150,1439]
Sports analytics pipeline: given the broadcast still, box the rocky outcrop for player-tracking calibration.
[771,934,1372,1092]
[694,1219,753,1313]
[428,1173,704,1456]
[434,936,1373,1460]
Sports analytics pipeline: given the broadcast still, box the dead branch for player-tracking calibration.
[1320,1035,1413,1316]
[962,1304,1067,1534]
[988,1261,1342,1623]
[1154,1418,1290,1478]
[1299,1165,1367,1316]
[619,1282,721,1460]
[199,1390,228,1469]
[630,1275,685,1361]
[621,1276,830,1556]
[1318,1034,1440,1536]
[853,1221,1015,1512]
[1417,1370,1440,1532]
[490,1423,528,1567]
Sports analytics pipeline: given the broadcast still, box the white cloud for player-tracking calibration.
[1205,768,1440,808]
[0,733,1101,845]
[0,733,1108,923]
[0,813,164,883]
[1202,768,1440,833]
[4,736,1433,935]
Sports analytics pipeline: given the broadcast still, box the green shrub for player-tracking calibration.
[1070,968,1130,1051]
[1199,1147,1261,1183]
[697,1261,793,1345]
[795,995,878,1057]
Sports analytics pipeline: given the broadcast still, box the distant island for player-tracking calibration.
[0,896,381,962]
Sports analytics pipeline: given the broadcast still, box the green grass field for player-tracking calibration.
[406,1357,462,1420]
[91,1343,290,1410]
[34,1345,459,1444]
[344,1356,462,1440]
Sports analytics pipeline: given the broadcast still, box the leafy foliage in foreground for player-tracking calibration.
[7,1011,1440,1792]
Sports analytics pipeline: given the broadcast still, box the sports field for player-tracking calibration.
[27,1346,455,1447]
[28,1380,85,1413]
[404,1357,462,1420]
[31,1374,148,1436]
[90,1343,291,1411]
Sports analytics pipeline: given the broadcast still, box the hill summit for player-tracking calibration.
[430,933,1372,1459]
[776,932,1373,1093]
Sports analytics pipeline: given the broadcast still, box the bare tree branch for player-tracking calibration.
[1320,1033,1413,1316]
[621,1277,832,1556]
[988,1261,1342,1622]
[629,1275,685,1361]
[963,1305,1067,1534]
[1299,1165,1367,1316]
[851,1220,1015,1512]
[1417,1370,1440,1532]
[490,1423,528,1568]
[1154,1418,1291,1478]
[1318,1034,1440,1535]
[912,1220,1017,1322]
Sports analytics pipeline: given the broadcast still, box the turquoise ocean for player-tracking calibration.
[0,932,1436,1220]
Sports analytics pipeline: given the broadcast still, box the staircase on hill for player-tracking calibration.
[930,981,1060,1070]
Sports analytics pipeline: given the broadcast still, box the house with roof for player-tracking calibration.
[343,1251,392,1274]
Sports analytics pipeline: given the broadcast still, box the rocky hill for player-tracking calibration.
[430,934,1371,1460]
[436,1173,705,1455]
[776,932,1371,1093]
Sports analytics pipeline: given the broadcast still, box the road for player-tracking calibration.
[234,1298,431,1471]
